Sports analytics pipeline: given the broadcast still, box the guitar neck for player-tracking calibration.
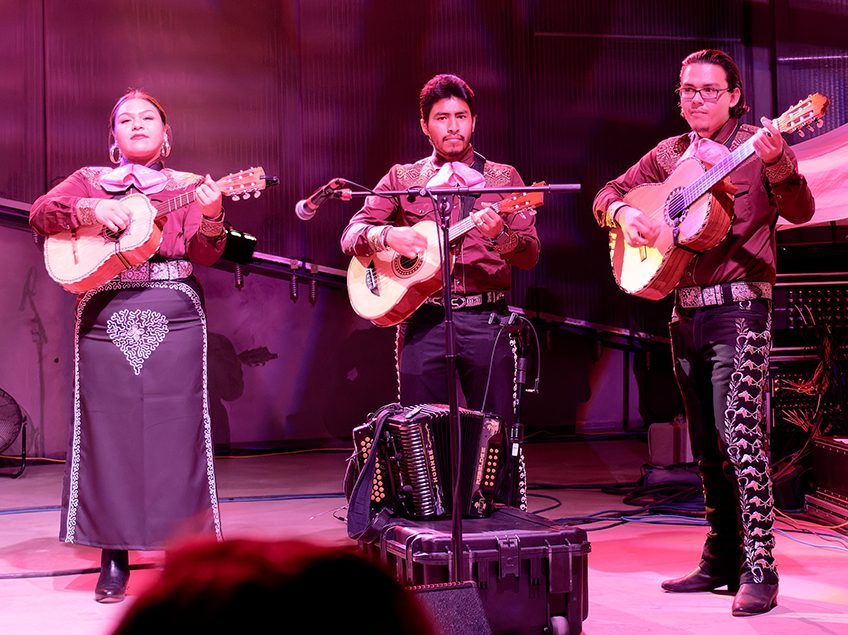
[153,190,198,218]
[447,198,505,243]
[682,136,756,206]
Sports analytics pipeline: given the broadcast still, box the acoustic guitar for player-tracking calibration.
[610,93,829,300]
[44,167,268,293]
[347,186,544,327]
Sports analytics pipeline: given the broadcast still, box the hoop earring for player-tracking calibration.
[160,134,171,158]
[109,144,122,165]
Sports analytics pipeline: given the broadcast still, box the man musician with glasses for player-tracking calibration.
[593,49,814,616]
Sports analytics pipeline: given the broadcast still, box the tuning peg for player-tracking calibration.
[253,191,260,198]
[797,129,805,138]
[817,119,824,128]
[231,194,241,201]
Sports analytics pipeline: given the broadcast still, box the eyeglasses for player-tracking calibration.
[677,86,733,102]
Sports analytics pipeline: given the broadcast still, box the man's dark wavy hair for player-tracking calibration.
[419,74,475,121]
[680,49,749,119]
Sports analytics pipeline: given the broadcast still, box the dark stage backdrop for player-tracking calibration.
[1,0,845,453]
[7,0,845,332]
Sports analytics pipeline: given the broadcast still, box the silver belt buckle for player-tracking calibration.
[450,296,467,309]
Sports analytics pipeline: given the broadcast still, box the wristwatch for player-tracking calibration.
[490,227,519,254]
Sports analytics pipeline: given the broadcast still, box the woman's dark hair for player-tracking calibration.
[419,74,475,121]
[109,89,168,130]
[680,49,749,119]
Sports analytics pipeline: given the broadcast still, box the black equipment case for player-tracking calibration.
[361,506,590,635]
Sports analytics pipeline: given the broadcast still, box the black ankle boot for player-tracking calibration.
[94,549,129,603]
[731,582,778,616]
[661,566,739,593]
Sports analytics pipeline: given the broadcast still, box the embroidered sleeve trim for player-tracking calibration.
[764,151,795,184]
[366,225,391,252]
[604,201,628,229]
[199,211,226,237]
[75,198,100,225]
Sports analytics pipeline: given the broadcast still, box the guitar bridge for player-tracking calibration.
[364,262,379,295]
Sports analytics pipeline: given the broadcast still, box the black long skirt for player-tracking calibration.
[60,279,222,550]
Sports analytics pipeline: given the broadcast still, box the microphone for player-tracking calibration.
[295,178,350,220]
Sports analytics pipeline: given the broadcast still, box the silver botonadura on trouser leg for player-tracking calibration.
[721,311,777,585]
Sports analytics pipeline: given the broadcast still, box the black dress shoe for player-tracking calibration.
[661,567,739,593]
[94,549,130,603]
[731,582,778,616]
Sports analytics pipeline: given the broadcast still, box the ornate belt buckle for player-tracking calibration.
[450,296,466,309]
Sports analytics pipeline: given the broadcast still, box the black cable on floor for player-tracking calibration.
[0,562,158,581]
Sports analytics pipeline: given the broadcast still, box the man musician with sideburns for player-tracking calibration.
[593,49,815,616]
[341,74,540,505]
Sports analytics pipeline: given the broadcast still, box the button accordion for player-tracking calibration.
[352,403,504,519]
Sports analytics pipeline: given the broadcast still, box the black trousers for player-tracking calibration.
[396,302,516,427]
[670,299,777,585]
[397,301,525,506]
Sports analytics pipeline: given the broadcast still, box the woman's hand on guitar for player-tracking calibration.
[94,199,133,232]
[386,227,428,258]
[752,117,785,165]
[618,206,662,248]
[196,174,223,219]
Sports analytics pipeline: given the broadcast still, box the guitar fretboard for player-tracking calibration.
[677,137,756,214]
[447,199,504,243]
[153,190,198,218]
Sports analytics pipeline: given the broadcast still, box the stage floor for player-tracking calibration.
[1,438,845,634]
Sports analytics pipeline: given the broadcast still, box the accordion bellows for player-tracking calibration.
[353,403,504,519]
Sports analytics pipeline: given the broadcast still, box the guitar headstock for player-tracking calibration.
[216,166,268,201]
[776,93,829,137]
[499,181,546,215]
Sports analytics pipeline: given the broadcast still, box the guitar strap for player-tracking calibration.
[721,121,741,150]
[458,151,487,220]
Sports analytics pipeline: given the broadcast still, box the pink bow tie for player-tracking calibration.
[426,161,486,189]
[679,135,731,167]
[100,163,168,195]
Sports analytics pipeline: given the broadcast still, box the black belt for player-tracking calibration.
[425,291,505,310]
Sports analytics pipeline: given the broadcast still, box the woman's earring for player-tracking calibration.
[160,134,171,158]
[109,144,122,165]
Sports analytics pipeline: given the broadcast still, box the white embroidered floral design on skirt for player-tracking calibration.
[106,309,169,375]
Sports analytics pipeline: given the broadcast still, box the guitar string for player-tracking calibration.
[366,209,489,287]
[664,136,757,222]
[627,106,810,252]
[149,174,255,218]
[366,199,514,287]
[665,108,802,220]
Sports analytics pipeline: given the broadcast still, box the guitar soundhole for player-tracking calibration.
[100,227,125,242]
[393,255,423,278]
[664,187,687,226]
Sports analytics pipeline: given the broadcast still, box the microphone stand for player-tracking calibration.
[334,181,579,582]
[429,191,466,581]
[489,312,534,508]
